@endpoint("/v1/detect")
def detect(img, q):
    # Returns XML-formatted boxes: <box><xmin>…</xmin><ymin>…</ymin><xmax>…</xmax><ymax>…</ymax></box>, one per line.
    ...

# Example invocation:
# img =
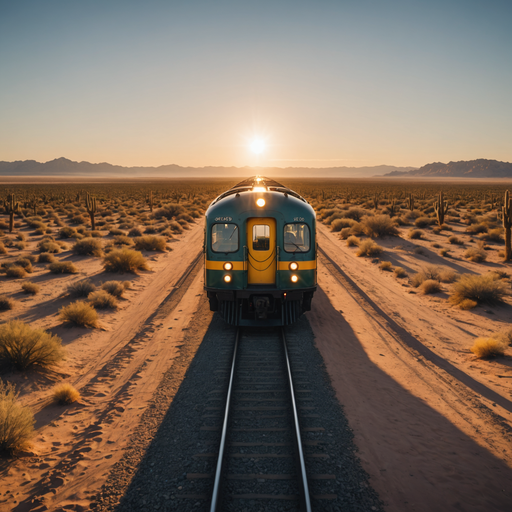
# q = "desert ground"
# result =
<box><xmin>0</xmin><ymin>178</ymin><xmax>511</xmax><ymax>512</ymax></box>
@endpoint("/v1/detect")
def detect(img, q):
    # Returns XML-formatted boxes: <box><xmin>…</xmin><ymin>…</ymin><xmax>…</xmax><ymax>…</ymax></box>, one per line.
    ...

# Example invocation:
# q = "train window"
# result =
<box><xmin>284</xmin><ymin>223</ymin><xmax>310</xmax><ymax>253</ymax></box>
<box><xmin>252</xmin><ymin>224</ymin><xmax>270</xmax><ymax>251</ymax></box>
<box><xmin>212</xmin><ymin>223</ymin><xmax>239</xmax><ymax>253</ymax></box>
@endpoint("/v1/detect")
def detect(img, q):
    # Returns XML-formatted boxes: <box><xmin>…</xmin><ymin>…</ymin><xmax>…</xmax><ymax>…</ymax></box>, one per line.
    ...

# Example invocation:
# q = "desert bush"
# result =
<box><xmin>169</xmin><ymin>221</ymin><xmax>183</xmax><ymax>234</ymax></box>
<box><xmin>38</xmin><ymin>252</ymin><xmax>57</xmax><ymax>263</ymax></box>
<box><xmin>53</xmin><ymin>383</ymin><xmax>81</xmax><ymax>405</ymax></box>
<box><xmin>458</xmin><ymin>299</ymin><xmax>478</xmax><ymax>310</ymax></box>
<box><xmin>152</xmin><ymin>204</ymin><xmax>184</xmax><ymax>220</ymax></box>
<box><xmin>0</xmin><ymin>296</ymin><xmax>14</xmax><ymax>311</ymax></box>
<box><xmin>449</xmin><ymin>274</ymin><xmax>509</xmax><ymax>306</ymax></box>
<box><xmin>49</xmin><ymin>262</ymin><xmax>78</xmax><ymax>274</ymax></box>
<box><xmin>59</xmin><ymin>226</ymin><xmax>80</xmax><ymax>239</ymax></box>
<box><xmin>361</xmin><ymin>215</ymin><xmax>399</xmax><ymax>238</ymax></box>
<box><xmin>346</xmin><ymin>235</ymin><xmax>360</xmax><ymax>247</ymax></box>
<box><xmin>6</xmin><ymin>266</ymin><xmax>27</xmax><ymax>278</ymax></box>
<box><xmin>448</xmin><ymin>236</ymin><xmax>463</xmax><ymax>245</ymax></box>
<box><xmin>413</xmin><ymin>246</ymin><xmax>425</xmax><ymax>255</ymax></box>
<box><xmin>480</xmin><ymin>228</ymin><xmax>503</xmax><ymax>243</ymax></box>
<box><xmin>128</xmin><ymin>227</ymin><xmax>143</xmax><ymax>237</ymax></box>
<box><xmin>59</xmin><ymin>301</ymin><xmax>99</xmax><ymax>328</ymax></box>
<box><xmin>408</xmin><ymin>229</ymin><xmax>424</xmax><ymax>239</ymax></box>
<box><xmin>12</xmin><ymin>258</ymin><xmax>33</xmax><ymax>273</ymax></box>
<box><xmin>411</xmin><ymin>272</ymin><xmax>425</xmax><ymax>287</ymax></box>
<box><xmin>495</xmin><ymin>329</ymin><xmax>512</xmax><ymax>346</ymax></box>
<box><xmin>113</xmin><ymin>235</ymin><xmax>133</xmax><ymax>246</ymax></box>
<box><xmin>101</xmin><ymin>280</ymin><xmax>129</xmax><ymax>297</ymax></box>
<box><xmin>431</xmin><ymin>242</ymin><xmax>441</xmax><ymax>248</ymax></box>
<box><xmin>88</xmin><ymin>290</ymin><xmax>118</xmax><ymax>309</ymax></box>
<box><xmin>438</xmin><ymin>269</ymin><xmax>457</xmax><ymax>283</ymax></box>
<box><xmin>109</xmin><ymin>228</ymin><xmax>126</xmax><ymax>236</ymax></box>
<box><xmin>21</xmin><ymin>282</ymin><xmax>40</xmax><ymax>295</ymax></box>
<box><xmin>331</xmin><ymin>218</ymin><xmax>355</xmax><ymax>232</ymax></box>
<box><xmin>440</xmin><ymin>248</ymin><xmax>450</xmax><ymax>257</ymax></box>
<box><xmin>464</xmin><ymin>247</ymin><xmax>487</xmax><ymax>263</ymax></box>
<box><xmin>67</xmin><ymin>279</ymin><xmax>96</xmax><ymax>297</ymax></box>
<box><xmin>379</xmin><ymin>261</ymin><xmax>393</xmax><ymax>271</ymax></box>
<box><xmin>344</xmin><ymin>207</ymin><xmax>367</xmax><ymax>222</ymax></box>
<box><xmin>72</xmin><ymin>238</ymin><xmax>103</xmax><ymax>257</ymax></box>
<box><xmin>394</xmin><ymin>266</ymin><xmax>407</xmax><ymax>278</ymax></box>
<box><xmin>37</xmin><ymin>240</ymin><xmax>60</xmax><ymax>253</ymax></box>
<box><xmin>420</xmin><ymin>279</ymin><xmax>442</xmax><ymax>294</ymax></box>
<box><xmin>134</xmin><ymin>235</ymin><xmax>167</xmax><ymax>251</ymax></box>
<box><xmin>356</xmin><ymin>239</ymin><xmax>383</xmax><ymax>257</ymax></box>
<box><xmin>0</xmin><ymin>380</ymin><xmax>34</xmax><ymax>455</ymax></box>
<box><xmin>103</xmin><ymin>248</ymin><xmax>149</xmax><ymax>273</ymax></box>
<box><xmin>339</xmin><ymin>227</ymin><xmax>352</xmax><ymax>239</ymax></box>
<box><xmin>414</xmin><ymin>217</ymin><xmax>433</xmax><ymax>228</ymax></box>
<box><xmin>471</xmin><ymin>337</ymin><xmax>506</xmax><ymax>358</ymax></box>
<box><xmin>0</xmin><ymin>320</ymin><xmax>65</xmax><ymax>370</ymax></box>
<box><xmin>466</xmin><ymin>223</ymin><xmax>488</xmax><ymax>235</ymax></box>
<box><xmin>14</xmin><ymin>241</ymin><xmax>27</xmax><ymax>250</ymax></box>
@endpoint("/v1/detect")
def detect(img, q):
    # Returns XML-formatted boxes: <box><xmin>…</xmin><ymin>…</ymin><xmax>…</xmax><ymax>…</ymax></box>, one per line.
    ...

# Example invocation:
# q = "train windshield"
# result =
<box><xmin>252</xmin><ymin>224</ymin><xmax>270</xmax><ymax>251</ymax></box>
<box><xmin>212</xmin><ymin>223</ymin><xmax>239</xmax><ymax>253</ymax></box>
<box><xmin>284</xmin><ymin>223</ymin><xmax>310</xmax><ymax>252</ymax></box>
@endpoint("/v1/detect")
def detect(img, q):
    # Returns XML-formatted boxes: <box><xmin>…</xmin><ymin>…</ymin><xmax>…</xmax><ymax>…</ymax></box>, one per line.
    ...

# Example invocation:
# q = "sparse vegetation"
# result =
<box><xmin>67</xmin><ymin>279</ymin><xmax>96</xmax><ymax>297</ymax></box>
<box><xmin>379</xmin><ymin>261</ymin><xmax>393</xmax><ymax>271</ymax></box>
<box><xmin>361</xmin><ymin>215</ymin><xmax>399</xmax><ymax>238</ymax></box>
<box><xmin>88</xmin><ymin>290</ymin><xmax>118</xmax><ymax>309</ymax></box>
<box><xmin>134</xmin><ymin>235</ymin><xmax>167</xmax><ymax>251</ymax></box>
<box><xmin>0</xmin><ymin>296</ymin><xmax>15</xmax><ymax>311</ymax></box>
<box><xmin>356</xmin><ymin>239</ymin><xmax>383</xmax><ymax>257</ymax></box>
<box><xmin>420</xmin><ymin>279</ymin><xmax>442</xmax><ymax>294</ymax></box>
<box><xmin>21</xmin><ymin>282</ymin><xmax>40</xmax><ymax>295</ymax></box>
<box><xmin>394</xmin><ymin>266</ymin><xmax>407</xmax><ymax>278</ymax></box>
<box><xmin>101</xmin><ymin>280</ymin><xmax>130</xmax><ymax>297</ymax></box>
<box><xmin>103</xmin><ymin>248</ymin><xmax>150</xmax><ymax>273</ymax></box>
<box><xmin>59</xmin><ymin>301</ymin><xmax>99</xmax><ymax>328</ymax></box>
<box><xmin>346</xmin><ymin>235</ymin><xmax>360</xmax><ymax>247</ymax></box>
<box><xmin>471</xmin><ymin>337</ymin><xmax>507</xmax><ymax>358</ymax></box>
<box><xmin>49</xmin><ymin>262</ymin><xmax>78</xmax><ymax>274</ymax></box>
<box><xmin>72</xmin><ymin>237</ymin><xmax>103</xmax><ymax>257</ymax></box>
<box><xmin>449</xmin><ymin>274</ymin><xmax>509</xmax><ymax>306</ymax></box>
<box><xmin>464</xmin><ymin>247</ymin><xmax>487</xmax><ymax>263</ymax></box>
<box><xmin>53</xmin><ymin>383</ymin><xmax>81</xmax><ymax>404</ymax></box>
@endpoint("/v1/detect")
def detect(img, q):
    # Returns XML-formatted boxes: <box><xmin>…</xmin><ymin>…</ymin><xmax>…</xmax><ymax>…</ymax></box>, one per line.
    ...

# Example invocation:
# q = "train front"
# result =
<box><xmin>204</xmin><ymin>177</ymin><xmax>317</xmax><ymax>326</ymax></box>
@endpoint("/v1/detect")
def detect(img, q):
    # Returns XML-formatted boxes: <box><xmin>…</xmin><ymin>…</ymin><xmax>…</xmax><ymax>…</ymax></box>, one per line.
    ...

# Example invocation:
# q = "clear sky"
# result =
<box><xmin>1</xmin><ymin>0</ymin><xmax>511</xmax><ymax>168</ymax></box>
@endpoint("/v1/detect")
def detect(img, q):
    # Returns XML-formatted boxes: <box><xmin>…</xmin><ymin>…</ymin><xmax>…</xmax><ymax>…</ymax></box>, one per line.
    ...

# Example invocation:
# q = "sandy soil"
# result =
<box><xmin>310</xmin><ymin>222</ymin><xmax>512</xmax><ymax>512</ymax></box>
<box><xmin>0</xmin><ymin>221</ymin><xmax>205</xmax><ymax>511</ymax></box>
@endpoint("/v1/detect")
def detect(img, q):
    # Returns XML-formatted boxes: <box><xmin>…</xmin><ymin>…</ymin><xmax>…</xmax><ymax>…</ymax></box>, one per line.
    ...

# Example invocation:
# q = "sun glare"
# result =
<box><xmin>250</xmin><ymin>139</ymin><xmax>265</xmax><ymax>154</ymax></box>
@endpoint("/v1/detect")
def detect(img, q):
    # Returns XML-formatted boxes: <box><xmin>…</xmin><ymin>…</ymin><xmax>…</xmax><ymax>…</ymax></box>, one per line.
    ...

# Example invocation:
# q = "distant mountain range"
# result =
<box><xmin>384</xmin><ymin>159</ymin><xmax>512</xmax><ymax>178</ymax></box>
<box><xmin>0</xmin><ymin>157</ymin><xmax>415</xmax><ymax>178</ymax></box>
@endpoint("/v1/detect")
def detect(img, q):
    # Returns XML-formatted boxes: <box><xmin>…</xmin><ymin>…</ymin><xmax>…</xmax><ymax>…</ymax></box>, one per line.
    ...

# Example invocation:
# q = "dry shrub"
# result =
<box><xmin>464</xmin><ymin>247</ymin><xmax>487</xmax><ymax>263</ymax></box>
<box><xmin>449</xmin><ymin>274</ymin><xmax>509</xmax><ymax>306</ymax></box>
<box><xmin>394</xmin><ymin>266</ymin><xmax>407</xmax><ymax>278</ymax></box>
<box><xmin>0</xmin><ymin>320</ymin><xmax>65</xmax><ymax>370</ymax></box>
<box><xmin>471</xmin><ymin>337</ymin><xmax>506</xmax><ymax>358</ymax></box>
<box><xmin>101</xmin><ymin>280</ymin><xmax>129</xmax><ymax>297</ymax></box>
<box><xmin>37</xmin><ymin>240</ymin><xmax>61</xmax><ymax>253</ymax></box>
<box><xmin>331</xmin><ymin>218</ymin><xmax>355</xmax><ymax>232</ymax></box>
<box><xmin>134</xmin><ymin>235</ymin><xmax>167</xmax><ymax>251</ymax></box>
<box><xmin>128</xmin><ymin>227</ymin><xmax>143</xmax><ymax>237</ymax></box>
<box><xmin>13</xmin><ymin>258</ymin><xmax>33</xmax><ymax>273</ymax></box>
<box><xmin>344</xmin><ymin>207</ymin><xmax>367</xmax><ymax>221</ymax></box>
<box><xmin>408</xmin><ymin>229</ymin><xmax>424</xmax><ymax>239</ymax></box>
<box><xmin>88</xmin><ymin>290</ymin><xmax>118</xmax><ymax>309</ymax></box>
<box><xmin>72</xmin><ymin>238</ymin><xmax>103</xmax><ymax>257</ymax></box>
<box><xmin>67</xmin><ymin>279</ymin><xmax>96</xmax><ymax>297</ymax></box>
<box><xmin>49</xmin><ymin>262</ymin><xmax>78</xmax><ymax>274</ymax></box>
<box><xmin>440</xmin><ymin>248</ymin><xmax>450</xmax><ymax>257</ymax></box>
<box><xmin>59</xmin><ymin>226</ymin><xmax>80</xmax><ymax>239</ymax></box>
<box><xmin>113</xmin><ymin>235</ymin><xmax>133</xmax><ymax>246</ymax></box>
<box><xmin>414</xmin><ymin>217</ymin><xmax>433</xmax><ymax>228</ymax></box>
<box><xmin>346</xmin><ymin>235</ymin><xmax>360</xmax><ymax>247</ymax></box>
<box><xmin>495</xmin><ymin>329</ymin><xmax>512</xmax><ymax>346</ymax></box>
<box><xmin>152</xmin><ymin>204</ymin><xmax>184</xmax><ymax>220</ymax></box>
<box><xmin>458</xmin><ymin>299</ymin><xmax>478</xmax><ymax>310</ymax></box>
<box><xmin>38</xmin><ymin>252</ymin><xmax>57</xmax><ymax>263</ymax></box>
<box><xmin>480</xmin><ymin>228</ymin><xmax>503</xmax><ymax>243</ymax></box>
<box><xmin>466</xmin><ymin>223</ymin><xmax>488</xmax><ymax>235</ymax></box>
<box><xmin>5</xmin><ymin>266</ymin><xmax>27</xmax><ymax>279</ymax></box>
<box><xmin>59</xmin><ymin>301</ymin><xmax>99</xmax><ymax>328</ymax></box>
<box><xmin>53</xmin><ymin>383</ymin><xmax>81</xmax><ymax>404</ymax></box>
<box><xmin>169</xmin><ymin>221</ymin><xmax>183</xmax><ymax>234</ymax></box>
<box><xmin>361</xmin><ymin>215</ymin><xmax>399</xmax><ymax>238</ymax></box>
<box><xmin>438</xmin><ymin>269</ymin><xmax>457</xmax><ymax>283</ymax></box>
<box><xmin>356</xmin><ymin>239</ymin><xmax>383</xmax><ymax>257</ymax></box>
<box><xmin>379</xmin><ymin>261</ymin><xmax>393</xmax><ymax>271</ymax></box>
<box><xmin>21</xmin><ymin>282</ymin><xmax>40</xmax><ymax>295</ymax></box>
<box><xmin>0</xmin><ymin>380</ymin><xmax>34</xmax><ymax>455</ymax></box>
<box><xmin>103</xmin><ymin>248</ymin><xmax>149</xmax><ymax>273</ymax></box>
<box><xmin>448</xmin><ymin>236</ymin><xmax>463</xmax><ymax>245</ymax></box>
<box><xmin>420</xmin><ymin>279</ymin><xmax>442</xmax><ymax>294</ymax></box>
<box><xmin>0</xmin><ymin>296</ymin><xmax>14</xmax><ymax>311</ymax></box>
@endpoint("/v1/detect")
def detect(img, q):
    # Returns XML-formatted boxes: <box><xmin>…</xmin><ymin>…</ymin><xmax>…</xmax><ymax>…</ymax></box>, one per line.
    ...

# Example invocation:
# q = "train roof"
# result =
<box><xmin>210</xmin><ymin>176</ymin><xmax>307</xmax><ymax>206</ymax></box>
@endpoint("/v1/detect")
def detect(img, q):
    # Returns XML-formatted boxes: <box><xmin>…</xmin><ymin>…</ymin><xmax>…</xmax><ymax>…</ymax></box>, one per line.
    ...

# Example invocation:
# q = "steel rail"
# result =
<box><xmin>209</xmin><ymin>327</ymin><xmax>241</xmax><ymax>512</ymax></box>
<box><xmin>281</xmin><ymin>327</ymin><xmax>312</xmax><ymax>512</ymax></box>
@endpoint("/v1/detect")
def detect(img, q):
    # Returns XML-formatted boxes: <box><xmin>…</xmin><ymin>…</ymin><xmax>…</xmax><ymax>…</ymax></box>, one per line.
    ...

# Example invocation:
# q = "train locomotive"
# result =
<box><xmin>204</xmin><ymin>176</ymin><xmax>317</xmax><ymax>326</ymax></box>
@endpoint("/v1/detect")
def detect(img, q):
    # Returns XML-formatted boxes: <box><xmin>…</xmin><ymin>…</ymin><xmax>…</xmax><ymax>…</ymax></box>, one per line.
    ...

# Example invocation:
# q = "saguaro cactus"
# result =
<box><xmin>147</xmin><ymin>191</ymin><xmax>154</xmax><ymax>212</ymax></box>
<box><xmin>5</xmin><ymin>193</ymin><xmax>20</xmax><ymax>232</ymax></box>
<box><xmin>388</xmin><ymin>198</ymin><xmax>398</xmax><ymax>217</ymax></box>
<box><xmin>434</xmin><ymin>191</ymin><xmax>449</xmax><ymax>227</ymax></box>
<box><xmin>373</xmin><ymin>193</ymin><xmax>379</xmax><ymax>210</ymax></box>
<box><xmin>406</xmin><ymin>193</ymin><xmax>415</xmax><ymax>211</ymax></box>
<box><xmin>28</xmin><ymin>195</ymin><xmax>38</xmax><ymax>215</ymax></box>
<box><xmin>86</xmin><ymin>192</ymin><xmax>97</xmax><ymax>230</ymax></box>
<box><xmin>503</xmin><ymin>190</ymin><xmax>511</xmax><ymax>262</ymax></box>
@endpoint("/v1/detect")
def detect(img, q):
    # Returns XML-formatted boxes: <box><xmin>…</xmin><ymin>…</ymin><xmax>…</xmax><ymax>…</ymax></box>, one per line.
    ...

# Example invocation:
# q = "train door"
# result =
<box><xmin>247</xmin><ymin>218</ymin><xmax>276</xmax><ymax>285</ymax></box>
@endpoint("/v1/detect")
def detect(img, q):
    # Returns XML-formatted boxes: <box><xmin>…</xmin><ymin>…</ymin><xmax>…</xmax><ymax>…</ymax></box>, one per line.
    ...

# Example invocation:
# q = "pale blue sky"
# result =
<box><xmin>0</xmin><ymin>0</ymin><xmax>510</xmax><ymax>168</ymax></box>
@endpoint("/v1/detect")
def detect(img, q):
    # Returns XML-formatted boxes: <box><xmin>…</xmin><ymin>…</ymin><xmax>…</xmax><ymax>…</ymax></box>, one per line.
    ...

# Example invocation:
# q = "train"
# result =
<box><xmin>204</xmin><ymin>176</ymin><xmax>317</xmax><ymax>326</ymax></box>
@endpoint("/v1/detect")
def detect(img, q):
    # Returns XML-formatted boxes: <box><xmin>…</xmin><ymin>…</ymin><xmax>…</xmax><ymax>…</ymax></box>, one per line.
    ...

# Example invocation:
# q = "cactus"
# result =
<box><xmin>406</xmin><ymin>193</ymin><xmax>415</xmax><ymax>211</ymax></box>
<box><xmin>4</xmin><ymin>193</ymin><xmax>20</xmax><ymax>232</ymax></box>
<box><xmin>86</xmin><ymin>192</ymin><xmax>97</xmax><ymax>230</ymax></box>
<box><xmin>388</xmin><ymin>198</ymin><xmax>398</xmax><ymax>217</ymax></box>
<box><xmin>434</xmin><ymin>191</ymin><xmax>449</xmax><ymax>227</ymax></box>
<box><xmin>28</xmin><ymin>195</ymin><xmax>38</xmax><ymax>215</ymax></box>
<box><xmin>147</xmin><ymin>191</ymin><xmax>154</xmax><ymax>212</ymax></box>
<box><xmin>373</xmin><ymin>193</ymin><xmax>379</xmax><ymax>210</ymax></box>
<box><xmin>503</xmin><ymin>190</ymin><xmax>511</xmax><ymax>261</ymax></box>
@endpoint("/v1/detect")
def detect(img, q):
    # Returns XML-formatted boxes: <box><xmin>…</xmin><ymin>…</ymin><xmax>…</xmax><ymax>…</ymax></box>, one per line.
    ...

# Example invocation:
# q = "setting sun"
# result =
<box><xmin>250</xmin><ymin>139</ymin><xmax>266</xmax><ymax>154</ymax></box>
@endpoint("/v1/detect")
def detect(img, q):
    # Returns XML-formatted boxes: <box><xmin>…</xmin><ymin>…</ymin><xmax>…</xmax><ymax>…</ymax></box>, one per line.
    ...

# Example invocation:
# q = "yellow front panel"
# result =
<box><xmin>277</xmin><ymin>260</ymin><xmax>317</xmax><ymax>271</ymax></box>
<box><xmin>205</xmin><ymin>260</ymin><xmax>244</xmax><ymax>271</ymax></box>
<box><xmin>247</xmin><ymin>217</ymin><xmax>276</xmax><ymax>284</ymax></box>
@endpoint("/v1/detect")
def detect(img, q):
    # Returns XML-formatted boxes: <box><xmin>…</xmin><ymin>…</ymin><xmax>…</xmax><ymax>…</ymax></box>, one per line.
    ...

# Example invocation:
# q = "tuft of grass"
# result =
<box><xmin>394</xmin><ymin>266</ymin><xmax>407</xmax><ymax>278</ymax></box>
<box><xmin>103</xmin><ymin>248</ymin><xmax>150</xmax><ymax>273</ymax></box>
<box><xmin>448</xmin><ymin>235</ymin><xmax>463</xmax><ymax>245</ymax></box>
<box><xmin>438</xmin><ymin>269</ymin><xmax>457</xmax><ymax>283</ymax></box>
<box><xmin>471</xmin><ymin>337</ymin><xmax>506</xmax><ymax>358</ymax></box>
<box><xmin>88</xmin><ymin>290</ymin><xmax>118</xmax><ymax>309</ymax></box>
<box><xmin>101</xmin><ymin>280</ymin><xmax>129</xmax><ymax>297</ymax></box>
<box><xmin>361</xmin><ymin>215</ymin><xmax>399</xmax><ymax>238</ymax></box>
<box><xmin>72</xmin><ymin>238</ymin><xmax>103</xmax><ymax>257</ymax></box>
<box><xmin>113</xmin><ymin>235</ymin><xmax>133</xmax><ymax>246</ymax></box>
<box><xmin>49</xmin><ymin>261</ymin><xmax>78</xmax><ymax>274</ymax></box>
<box><xmin>458</xmin><ymin>298</ymin><xmax>478</xmax><ymax>310</ymax></box>
<box><xmin>356</xmin><ymin>239</ymin><xmax>383</xmax><ymax>257</ymax></box>
<box><xmin>439</xmin><ymin>248</ymin><xmax>450</xmax><ymax>257</ymax></box>
<box><xmin>53</xmin><ymin>383</ymin><xmax>81</xmax><ymax>404</ymax></box>
<box><xmin>134</xmin><ymin>235</ymin><xmax>167</xmax><ymax>251</ymax></box>
<box><xmin>379</xmin><ymin>261</ymin><xmax>393</xmax><ymax>271</ymax></box>
<box><xmin>346</xmin><ymin>235</ymin><xmax>360</xmax><ymax>247</ymax></box>
<box><xmin>0</xmin><ymin>380</ymin><xmax>34</xmax><ymax>455</ymax></box>
<box><xmin>128</xmin><ymin>227</ymin><xmax>143</xmax><ymax>237</ymax></box>
<box><xmin>67</xmin><ymin>279</ymin><xmax>96</xmax><ymax>297</ymax></box>
<box><xmin>21</xmin><ymin>282</ymin><xmax>40</xmax><ymax>295</ymax></box>
<box><xmin>0</xmin><ymin>296</ymin><xmax>15</xmax><ymax>311</ymax></box>
<box><xmin>419</xmin><ymin>279</ymin><xmax>442</xmax><ymax>294</ymax></box>
<box><xmin>414</xmin><ymin>217</ymin><xmax>433</xmax><ymax>228</ymax></box>
<box><xmin>408</xmin><ymin>229</ymin><xmax>424</xmax><ymax>239</ymax></box>
<box><xmin>464</xmin><ymin>247</ymin><xmax>487</xmax><ymax>263</ymax></box>
<box><xmin>449</xmin><ymin>274</ymin><xmax>509</xmax><ymax>306</ymax></box>
<box><xmin>59</xmin><ymin>301</ymin><xmax>99</xmax><ymax>328</ymax></box>
<box><xmin>37</xmin><ymin>240</ymin><xmax>61</xmax><ymax>253</ymax></box>
<box><xmin>0</xmin><ymin>320</ymin><xmax>65</xmax><ymax>370</ymax></box>
<box><xmin>38</xmin><ymin>252</ymin><xmax>57</xmax><ymax>263</ymax></box>
<box><xmin>5</xmin><ymin>266</ymin><xmax>27</xmax><ymax>279</ymax></box>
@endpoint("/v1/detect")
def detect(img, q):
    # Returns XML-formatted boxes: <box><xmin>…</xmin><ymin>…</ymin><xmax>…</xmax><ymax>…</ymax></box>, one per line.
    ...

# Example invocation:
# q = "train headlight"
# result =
<box><xmin>256</xmin><ymin>198</ymin><xmax>265</xmax><ymax>207</ymax></box>
<box><xmin>289</xmin><ymin>262</ymin><xmax>298</xmax><ymax>271</ymax></box>
<box><xmin>224</xmin><ymin>274</ymin><xmax>232</xmax><ymax>283</ymax></box>
<box><xmin>223</xmin><ymin>262</ymin><xmax>233</xmax><ymax>271</ymax></box>
<box><xmin>291</xmin><ymin>275</ymin><xmax>298</xmax><ymax>283</ymax></box>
